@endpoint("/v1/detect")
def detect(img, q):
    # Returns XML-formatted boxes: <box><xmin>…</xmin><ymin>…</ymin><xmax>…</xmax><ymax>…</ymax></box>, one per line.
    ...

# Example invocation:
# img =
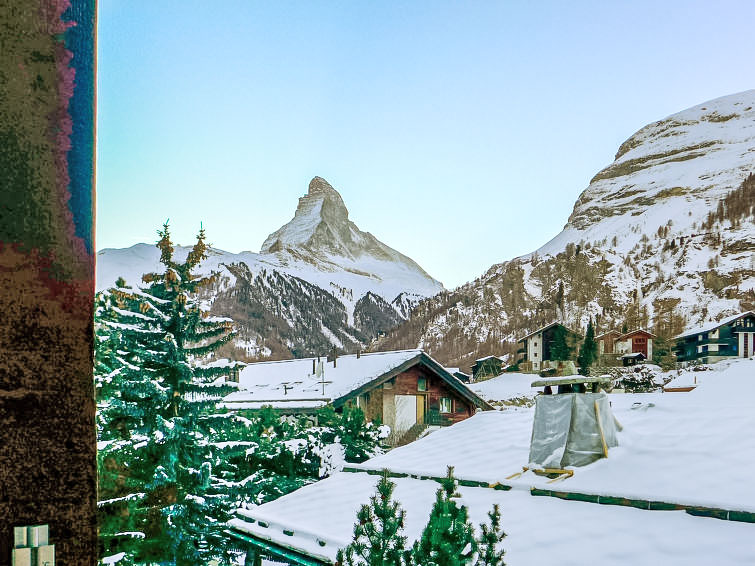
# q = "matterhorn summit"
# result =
<box><xmin>262</xmin><ymin>176</ymin><xmax>355</xmax><ymax>256</ymax></box>
<box><xmin>261</xmin><ymin>177</ymin><xmax>435</xmax><ymax>276</ymax></box>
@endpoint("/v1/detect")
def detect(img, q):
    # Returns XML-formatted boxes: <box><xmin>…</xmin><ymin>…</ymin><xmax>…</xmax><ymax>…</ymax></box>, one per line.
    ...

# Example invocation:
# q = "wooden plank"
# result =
<box><xmin>531</xmin><ymin>375</ymin><xmax>613</xmax><ymax>387</ymax></box>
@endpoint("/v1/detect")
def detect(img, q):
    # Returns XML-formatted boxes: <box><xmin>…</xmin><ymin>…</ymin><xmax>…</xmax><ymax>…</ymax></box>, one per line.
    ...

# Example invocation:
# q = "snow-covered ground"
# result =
<box><xmin>231</xmin><ymin>475</ymin><xmax>754</xmax><ymax>566</ymax></box>
<box><xmin>231</xmin><ymin>358</ymin><xmax>755</xmax><ymax>565</ymax></box>
<box><xmin>466</xmin><ymin>372</ymin><xmax>542</xmax><ymax>405</ymax></box>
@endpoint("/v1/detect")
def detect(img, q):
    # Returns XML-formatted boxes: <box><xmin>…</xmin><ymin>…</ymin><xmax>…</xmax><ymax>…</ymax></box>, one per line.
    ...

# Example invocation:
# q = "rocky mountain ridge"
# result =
<box><xmin>97</xmin><ymin>177</ymin><xmax>443</xmax><ymax>360</ymax></box>
<box><xmin>377</xmin><ymin>90</ymin><xmax>755</xmax><ymax>369</ymax></box>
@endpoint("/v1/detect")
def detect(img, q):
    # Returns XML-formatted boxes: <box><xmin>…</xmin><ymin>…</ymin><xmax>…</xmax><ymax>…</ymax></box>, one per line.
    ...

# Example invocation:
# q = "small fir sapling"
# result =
<box><xmin>338</xmin><ymin>467</ymin><xmax>508</xmax><ymax>566</ymax></box>
<box><xmin>336</xmin><ymin>470</ymin><xmax>408</xmax><ymax>566</ymax></box>
<box><xmin>476</xmin><ymin>504</ymin><xmax>506</xmax><ymax>566</ymax></box>
<box><xmin>411</xmin><ymin>467</ymin><xmax>477</xmax><ymax>566</ymax></box>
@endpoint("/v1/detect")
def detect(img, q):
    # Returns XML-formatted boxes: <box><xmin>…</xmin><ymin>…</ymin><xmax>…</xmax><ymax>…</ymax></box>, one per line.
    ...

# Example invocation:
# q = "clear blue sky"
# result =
<box><xmin>96</xmin><ymin>1</ymin><xmax>755</xmax><ymax>288</ymax></box>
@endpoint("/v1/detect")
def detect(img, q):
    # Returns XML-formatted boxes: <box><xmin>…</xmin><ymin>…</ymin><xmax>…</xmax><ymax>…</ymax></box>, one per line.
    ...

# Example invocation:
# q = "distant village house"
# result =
<box><xmin>221</xmin><ymin>349</ymin><xmax>492</xmax><ymax>446</ymax></box>
<box><xmin>516</xmin><ymin>322</ymin><xmax>581</xmax><ymax>374</ymax></box>
<box><xmin>674</xmin><ymin>311</ymin><xmax>755</xmax><ymax>364</ymax></box>
<box><xmin>470</xmin><ymin>355</ymin><xmax>505</xmax><ymax>381</ymax></box>
<box><xmin>596</xmin><ymin>329</ymin><xmax>654</xmax><ymax>367</ymax></box>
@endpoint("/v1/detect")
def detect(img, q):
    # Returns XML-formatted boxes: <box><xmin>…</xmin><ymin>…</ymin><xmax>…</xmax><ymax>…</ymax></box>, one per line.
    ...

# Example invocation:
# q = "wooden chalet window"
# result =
<box><xmin>440</xmin><ymin>397</ymin><xmax>452</xmax><ymax>413</ymax></box>
<box><xmin>417</xmin><ymin>377</ymin><xmax>427</xmax><ymax>392</ymax></box>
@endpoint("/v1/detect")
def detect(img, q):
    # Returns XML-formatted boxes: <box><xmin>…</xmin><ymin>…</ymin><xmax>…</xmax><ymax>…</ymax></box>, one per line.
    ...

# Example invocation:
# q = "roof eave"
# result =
<box><xmin>332</xmin><ymin>352</ymin><xmax>494</xmax><ymax>411</ymax></box>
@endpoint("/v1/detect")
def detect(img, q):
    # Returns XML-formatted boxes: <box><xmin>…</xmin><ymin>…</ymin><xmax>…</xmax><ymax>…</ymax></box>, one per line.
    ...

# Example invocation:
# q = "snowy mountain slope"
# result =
<box><xmin>379</xmin><ymin>90</ymin><xmax>755</xmax><ymax>368</ymax></box>
<box><xmin>541</xmin><ymin>90</ymin><xmax>755</xmax><ymax>255</ymax></box>
<box><xmin>97</xmin><ymin>177</ymin><xmax>444</xmax><ymax>359</ymax></box>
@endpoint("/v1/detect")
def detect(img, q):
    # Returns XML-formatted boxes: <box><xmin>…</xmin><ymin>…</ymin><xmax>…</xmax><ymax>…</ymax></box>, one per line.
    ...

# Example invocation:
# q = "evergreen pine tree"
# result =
<box><xmin>337</xmin><ymin>470</ymin><xmax>408</xmax><ymax>566</ymax></box>
<box><xmin>577</xmin><ymin>319</ymin><xmax>597</xmax><ymax>376</ymax></box>
<box><xmin>96</xmin><ymin>223</ymin><xmax>242</xmax><ymax>566</ymax></box>
<box><xmin>475</xmin><ymin>505</ymin><xmax>506</xmax><ymax>566</ymax></box>
<box><xmin>550</xmin><ymin>325</ymin><xmax>573</xmax><ymax>361</ymax></box>
<box><xmin>412</xmin><ymin>467</ymin><xmax>477</xmax><ymax>566</ymax></box>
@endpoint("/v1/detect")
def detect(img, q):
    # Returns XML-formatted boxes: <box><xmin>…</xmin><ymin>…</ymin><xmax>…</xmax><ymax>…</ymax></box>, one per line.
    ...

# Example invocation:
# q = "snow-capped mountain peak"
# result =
<box><xmin>97</xmin><ymin>176</ymin><xmax>444</xmax><ymax>360</ymax></box>
<box><xmin>261</xmin><ymin>176</ymin><xmax>353</xmax><ymax>256</ymax></box>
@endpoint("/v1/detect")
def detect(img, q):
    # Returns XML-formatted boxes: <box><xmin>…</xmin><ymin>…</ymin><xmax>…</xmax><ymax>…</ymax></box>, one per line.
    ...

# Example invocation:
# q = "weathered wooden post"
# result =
<box><xmin>0</xmin><ymin>1</ymin><xmax>97</xmax><ymax>564</ymax></box>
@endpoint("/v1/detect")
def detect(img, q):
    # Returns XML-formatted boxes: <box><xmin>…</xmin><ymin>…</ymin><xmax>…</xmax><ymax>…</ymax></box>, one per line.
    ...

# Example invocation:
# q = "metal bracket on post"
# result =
<box><xmin>12</xmin><ymin>525</ymin><xmax>54</xmax><ymax>566</ymax></box>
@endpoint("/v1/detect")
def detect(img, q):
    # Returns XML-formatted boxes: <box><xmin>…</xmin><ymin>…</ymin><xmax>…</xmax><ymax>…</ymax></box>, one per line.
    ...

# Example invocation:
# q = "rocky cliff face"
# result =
<box><xmin>378</xmin><ymin>91</ymin><xmax>755</xmax><ymax>369</ymax></box>
<box><xmin>97</xmin><ymin>177</ymin><xmax>443</xmax><ymax>360</ymax></box>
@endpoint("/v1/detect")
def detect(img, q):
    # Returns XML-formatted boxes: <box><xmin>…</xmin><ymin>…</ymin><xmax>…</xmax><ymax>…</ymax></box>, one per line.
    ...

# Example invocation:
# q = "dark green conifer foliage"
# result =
<box><xmin>550</xmin><ymin>325</ymin><xmax>573</xmax><ymax>361</ymax></box>
<box><xmin>412</xmin><ymin>467</ymin><xmax>477</xmax><ymax>566</ymax></box>
<box><xmin>96</xmin><ymin>223</ymin><xmax>242</xmax><ymax>566</ymax></box>
<box><xmin>337</xmin><ymin>470</ymin><xmax>408</xmax><ymax>566</ymax></box>
<box><xmin>577</xmin><ymin>319</ymin><xmax>597</xmax><ymax>376</ymax></box>
<box><xmin>475</xmin><ymin>505</ymin><xmax>506</xmax><ymax>566</ymax></box>
<box><xmin>318</xmin><ymin>405</ymin><xmax>383</xmax><ymax>463</ymax></box>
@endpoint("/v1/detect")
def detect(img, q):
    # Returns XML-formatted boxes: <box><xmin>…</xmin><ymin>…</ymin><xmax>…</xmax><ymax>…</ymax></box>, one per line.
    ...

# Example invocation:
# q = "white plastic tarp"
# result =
<box><xmin>529</xmin><ymin>392</ymin><xmax>619</xmax><ymax>468</ymax></box>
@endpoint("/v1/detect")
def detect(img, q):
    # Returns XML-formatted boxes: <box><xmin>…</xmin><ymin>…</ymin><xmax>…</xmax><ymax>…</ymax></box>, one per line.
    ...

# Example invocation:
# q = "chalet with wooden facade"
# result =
<box><xmin>445</xmin><ymin>367</ymin><xmax>472</xmax><ymax>383</ymax></box>
<box><xmin>616</xmin><ymin>329</ymin><xmax>654</xmax><ymax>359</ymax></box>
<box><xmin>596</xmin><ymin>330</ymin><xmax>621</xmax><ymax>355</ymax></box>
<box><xmin>596</xmin><ymin>329</ymin><xmax>654</xmax><ymax>366</ymax></box>
<box><xmin>674</xmin><ymin>311</ymin><xmax>755</xmax><ymax>364</ymax></box>
<box><xmin>516</xmin><ymin>322</ymin><xmax>582</xmax><ymax>373</ymax></box>
<box><xmin>221</xmin><ymin>349</ymin><xmax>492</xmax><ymax>445</ymax></box>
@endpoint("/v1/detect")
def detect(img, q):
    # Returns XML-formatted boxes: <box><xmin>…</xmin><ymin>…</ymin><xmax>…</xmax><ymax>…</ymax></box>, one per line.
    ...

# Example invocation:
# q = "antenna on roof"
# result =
<box><xmin>315</xmin><ymin>361</ymin><xmax>325</xmax><ymax>395</ymax></box>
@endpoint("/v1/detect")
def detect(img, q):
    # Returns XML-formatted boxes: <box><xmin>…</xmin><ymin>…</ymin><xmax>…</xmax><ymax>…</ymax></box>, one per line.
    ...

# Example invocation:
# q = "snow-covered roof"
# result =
<box><xmin>622</xmin><ymin>352</ymin><xmax>646</xmax><ymax>359</ymax></box>
<box><xmin>595</xmin><ymin>330</ymin><xmax>621</xmax><ymax>339</ymax></box>
<box><xmin>618</xmin><ymin>328</ymin><xmax>656</xmax><ymax>339</ymax></box>
<box><xmin>675</xmin><ymin>311</ymin><xmax>755</xmax><ymax>339</ymax></box>
<box><xmin>473</xmin><ymin>355</ymin><xmax>503</xmax><ymax>363</ymax></box>
<box><xmin>220</xmin><ymin>349</ymin><xmax>490</xmax><ymax>410</ymax></box>
<box><xmin>517</xmin><ymin>321</ymin><xmax>580</xmax><ymax>342</ymax></box>
<box><xmin>230</xmin><ymin>359</ymin><xmax>755</xmax><ymax>564</ymax></box>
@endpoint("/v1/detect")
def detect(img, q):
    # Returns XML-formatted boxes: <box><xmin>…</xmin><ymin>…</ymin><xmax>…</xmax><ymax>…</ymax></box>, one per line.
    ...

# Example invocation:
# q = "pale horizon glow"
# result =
<box><xmin>97</xmin><ymin>1</ymin><xmax>755</xmax><ymax>288</ymax></box>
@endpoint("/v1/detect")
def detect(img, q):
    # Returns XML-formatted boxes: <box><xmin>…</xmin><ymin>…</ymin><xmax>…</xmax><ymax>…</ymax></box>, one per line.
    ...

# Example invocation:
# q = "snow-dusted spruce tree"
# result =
<box><xmin>411</xmin><ymin>467</ymin><xmax>477</xmax><ymax>566</ymax></box>
<box><xmin>475</xmin><ymin>505</ymin><xmax>506</xmax><ymax>566</ymax></box>
<box><xmin>96</xmin><ymin>224</ymin><xmax>242</xmax><ymax>566</ymax></box>
<box><xmin>336</xmin><ymin>470</ymin><xmax>408</xmax><ymax>566</ymax></box>
<box><xmin>577</xmin><ymin>319</ymin><xmax>597</xmax><ymax>376</ymax></box>
<box><xmin>318</xmin><ymin>405</ymin><xmax>388</xmax><ymax>463</ymax></box>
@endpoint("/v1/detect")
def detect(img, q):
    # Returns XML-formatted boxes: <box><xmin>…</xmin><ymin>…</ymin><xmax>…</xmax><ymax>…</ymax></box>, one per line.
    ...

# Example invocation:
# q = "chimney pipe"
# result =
<box><xmin>312</xmin><ymin>358</ymin><xmax>316</xmax><ymax>374</ymax></box>
<box><xmin>357</xmin><ymin>349</ymin><xmax>361</xmax><ymax>359</ymax></box>
<box><xmin>332</xmin><ymin>346</ymin><xmax>337</xmax><ymax>368</ymax></box>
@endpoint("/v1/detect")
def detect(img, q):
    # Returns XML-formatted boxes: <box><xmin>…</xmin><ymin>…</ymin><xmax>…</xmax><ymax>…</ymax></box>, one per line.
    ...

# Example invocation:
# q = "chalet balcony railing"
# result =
<box><xmin>732</xmin><ymin>323</ymin><xmax>754</xmax><ymax>333</ymax></box>
<box><xmin>424</xmin><ymin>410</ymin><xmax>453</xmax><ymax>427</ymax></box>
